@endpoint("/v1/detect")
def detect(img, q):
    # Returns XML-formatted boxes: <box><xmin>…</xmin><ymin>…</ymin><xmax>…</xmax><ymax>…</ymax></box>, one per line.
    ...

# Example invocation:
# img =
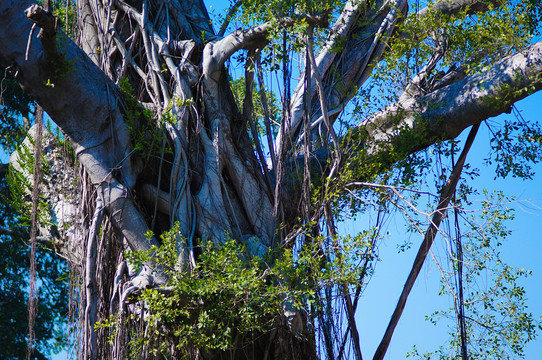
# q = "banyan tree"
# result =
<box><xmin>1</xmin><ymin>0</ymin><xmax>541</xmax><ymax>358</ymax></box>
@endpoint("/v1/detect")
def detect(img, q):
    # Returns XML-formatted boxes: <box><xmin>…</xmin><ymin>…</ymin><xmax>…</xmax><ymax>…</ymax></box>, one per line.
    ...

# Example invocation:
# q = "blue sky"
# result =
<box><xmin>350</xmin><ymin>92</ymin><xmax>542</xmax><ymax>359</ymax></box>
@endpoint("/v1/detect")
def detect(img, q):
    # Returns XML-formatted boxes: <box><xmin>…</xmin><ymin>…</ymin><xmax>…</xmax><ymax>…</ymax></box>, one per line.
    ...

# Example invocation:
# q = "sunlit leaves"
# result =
<box><xmin>239</xmin><ymin>0</ymin><xmax>344</xmax><ymax>25</ymax></box>
<box><xmin>413</xmin><ymin>191</ymin><xmax>540</xmax><ymax>359</ymax></box>
<box><xmin>230</xmin><ymin>76</ymin><xmax>281</xmax><ymax>139</ymax></box>
<box><xmin>372</xmin><ymin>0</ymin><xmax>542</xmax><ymax>110</ymax></box>
<box><xmin>487</xmin><ymin>118</ymin><xmax>542</xmax><ymax>179</ymax></box>
<box><xmin>120</xmin><ymin>223</ymin><xmax>378</xmax><ymax>357</ymax></box>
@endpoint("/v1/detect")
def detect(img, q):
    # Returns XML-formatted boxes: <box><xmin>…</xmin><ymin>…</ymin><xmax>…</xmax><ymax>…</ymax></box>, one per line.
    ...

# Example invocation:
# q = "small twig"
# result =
<box><xmin>346</xmin><ymin>181</ymin><xmax>438</xmax><ymax>198</ymax></box>
<box><xmin>399</xmin><ymin>31</ymin><xmax>447</xmax><ymax>101</ymax></box>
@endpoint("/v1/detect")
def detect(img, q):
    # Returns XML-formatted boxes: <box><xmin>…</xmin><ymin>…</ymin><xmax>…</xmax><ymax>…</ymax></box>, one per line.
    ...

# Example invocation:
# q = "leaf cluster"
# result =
<box><xmin>0</xmin><ymin>63</ymin><xmax>70</xmax><ymax>359</ymax></box>
<box><xmin>230</xmin><ymin>76</ymin><xmax>281</xmax><ymax>139</ymax></box>
<box><xmin>119</xmin><ymin>77</ymin><xmax>166</xmax><ymax>155</ymax></box>
<box><xmin>487</xmin><ymin>118</ymin><xmax>542</xmax><ymax>179</ymax></box>
<box><xmin>373</xmin><ymin>0</ymin><xmax>541</xmax><ymax>107</ymax></box>
<box><xmin>413</xmin><ymin>191</ymin><xmax>540</xmax><ymax>359</ymax></box>
<box><xmin>117</xmin><ymin>223</ymin><xmax>376</xmax><ymax>357</ymax></box>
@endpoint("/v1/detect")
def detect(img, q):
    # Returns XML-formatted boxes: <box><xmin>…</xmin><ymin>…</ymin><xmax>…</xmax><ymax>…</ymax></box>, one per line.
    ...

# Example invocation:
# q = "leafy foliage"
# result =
<box><xmin>3</xmin><ymin>0</ymin><xmax>542</xmax><ymax>358</ymax></box>
<box><xmin>0</xmin><ymin>66</ymin><xmax>33</xmax><ymax>153</ymax></box>
<box><xmin>230</xmin><ymin>76</ymin><xmax>281</xmax><ymax>138</ymax></box>
<box><xmin>105</xmin><ymin>224</ymin><xmax>378</xmax><ymax>357</ymax></box>
<box><xmin>487</xmin><ymin>117</ymin><xmax>542</xmax><ymax>179</ymax></box>
<box><xmin>407</xmin><ymin>191</ymin><xmax>541</xmax><ymax>359</ymax></box>
<box><xmin>118</xmin><ymin>77</ymin><xmax>163</xmax><ymax>155</ymax></box>
<box><xmin>370</xmin><ymin>0</ymin><xmax>542</xmax><ymax>111</ymax></box>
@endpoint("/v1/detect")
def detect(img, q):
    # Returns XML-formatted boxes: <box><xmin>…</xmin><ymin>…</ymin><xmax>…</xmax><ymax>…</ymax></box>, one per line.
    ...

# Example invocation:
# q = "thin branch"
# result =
<box><xmin>306</xmin><ymin>26</ymin><xmax>341</xmax><ymax>177</ymax></box>
<box><xmin>25</xmin><ymin>24</ymin><xmax>37</xmax><ymax>61</ymax></box>
<box><xmin>204</xmin><ymin>14</ymin><xmax>328</xmax><ymax>77</ymax></box>
<box><xmin>399</xmin><ymin>36</ymin><xmax>447</xmax><ymax>101</ymax></box>
<box><xmin>417</xmin><ymin>0</ymin><xmax>503</xmax><ymax>18</ymax></box>
<box><xmin>323</xmin><ymin>205</ymin><xmax>363</xmax><ymax>360</ymax></box>
<box><xmin>256</xmin><ymin>55</ymin><xmax>277</xmax><ymax>170</ymax></box>
<box><xmin>284</xmin><ymin>0</ymin><xmax>408</xmax><ymax>153</ymax></box>
<box><xmin>428</xmin><ymin>248</ymin><xmax>457</xmax><ymax>301</ymax></box>
<box><xmin>302</xmin><ymin>37</ymin><xmax>312</xmax><ymax>219</ymax></box>
<box><xmin>0</xmin><ymin>227</ymin><xmax>17</xmax><ymax>237</ymax></box>
<box><xmin>245</xmin><ymin>50</ymin><xmax>274</xmax><ymax>194</ymax></box>
<box><xmin>346</xmin><ymin>181</ymin><xmax>439</xmax><ymax>198</ymax></box>
<box><xmin>453</xmin><ymin>203</ymin><xmax>469</xmax><ymax>359</ymax></box>
<box><xmin>218</xmin><ymin>0</ymin><xmax>243</xmax><ymax>37</ymax></box>
<box><xmin>140</xmin><ymin>0</ymin><xmax>167</xmax><ymax>108</ymax></box>
<box><xmin>110</xmin><ymin>29</ymin><xmax>147</xmax><ymax>81</ymax></box>
<box><xmin>372</xmin><ymin>123</ymin><xmax>480</xmax><ymax>360</ymax></box>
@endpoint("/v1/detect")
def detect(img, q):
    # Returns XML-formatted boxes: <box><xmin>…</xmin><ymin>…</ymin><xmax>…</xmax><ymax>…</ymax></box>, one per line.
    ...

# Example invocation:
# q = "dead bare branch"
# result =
<box><xmin>372</xmin><ymin>123</ymin><xmax>480</xmax><ymax>360</ymax></box>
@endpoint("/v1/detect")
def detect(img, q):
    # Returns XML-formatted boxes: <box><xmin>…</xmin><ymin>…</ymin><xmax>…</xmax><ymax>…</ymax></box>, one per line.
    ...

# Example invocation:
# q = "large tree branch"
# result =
<box><xmin>0</xmin><ymin>0</ymin><xmax>134</xmax><ymax>185</ymax></box>
<box><xmin>282</xmin><ymin>0</ymin><xmax>502</xmax><ymax>153</ymax></box>
<box><xmin>203</xmin><ymin>14</ymin><xmax>328</xmax><ymax>83</ymax></box>
<box><xmin>281</xmin><ymin>42</ymin><xmax>542</xmax><ymax>215</ymax></box>
<box><xmin>282</xmin><ymin>0</ymin><xmax>408</xmax><ymax>154</ymax></box>
<box><xmin>0</xmin><ymin>0</ymin><xmax>162</xmax><ymax>278</ymax></box>
<box><xmin>417</xmin><ymin>0</ymin><xmax>502</xmax><ymax>18</ymax></box>
<box><xmin>362</xmin><ymin>41</ymin><xmax>542</xmax><ymax>152</ymax></box>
